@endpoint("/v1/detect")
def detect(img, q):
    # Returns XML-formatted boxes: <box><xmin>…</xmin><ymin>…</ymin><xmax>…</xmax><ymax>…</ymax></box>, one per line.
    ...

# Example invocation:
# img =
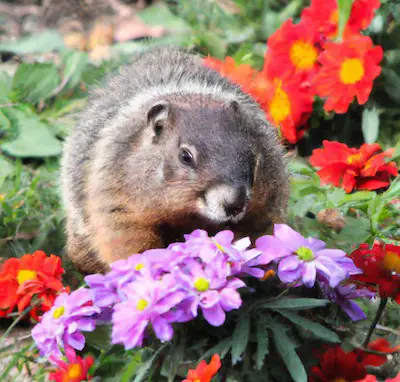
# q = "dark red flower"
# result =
<box><xmin>310</xmin><ymin>140</ymin><xmax>398</xmax><ymax>193</ymax></box>
<box><xmin>0</xmin><ymin>251</ymin><xmax>68</xmax><ymax>320</ymax></box>
<box><xmin>310</xmin><ymin>339</ymin><xmax>400</xmax><ymax>381</ymax></box>
<box><xmin>182</xmin><ymin>354</ymin><xmax>221</xmax><ymax>382</ymax></box>
<box><xmin>49</xmin><ymin>347</ymin><xmax>94</xmax><ymax>382</ymax></box>
<box><xmin>350</xmin><ymin>243</ymin><xmax>400</xmax><ymax>303</ymax></box>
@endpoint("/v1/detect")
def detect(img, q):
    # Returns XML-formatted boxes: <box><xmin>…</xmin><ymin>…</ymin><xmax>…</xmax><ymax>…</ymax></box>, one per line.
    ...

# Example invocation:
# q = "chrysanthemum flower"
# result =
<box><xmin>350</xmin><ymin>243</ymin><xmax>400</xmax><ymax>303</ymax></box>
<box><xmin>182</xmin><ymin>354</ymin><xmax>221</xmax><ymax>382</ymax></box>
<box><xmin>301</xmin><ymin>0</ymin><xmax>381</xmax><ymax>39</ymax></box>
<box><xmin>32</xmin><ymin>288</ymin><xmax>100</xmax><ymax>361</ymax></box>
<box><xmin>0</xmin><ymin>250</ymin><xmax>67</xmax><ymax>320</ymax></box>
<box><xmin>112</xmin><ymin>273</ymin><xmax>187</xmax><ymax>349</ymax></box>
<box><xmin>256</xmin><ymin>224</ymin><xmax>360</xmax><ymax>288</ymax></box>
<box><xmin>310</xmin><ymin>339</ymin><xmax>400</xmax><ymax>382</ymax></box>
<box><xmin>310</xmin><ymin>141</ymin><xmax>398</xmax><ymax>193</ymax></box>
<box><xmin>264</xmin><ymin>19</ymin><xmax>321</xmax><ymax>81</ymax></box>
<box><xmin>49</xmin><ymin>347</ymin><xmax>94</xmax><ymax>382</ymax></box>
<box><xmin>319</xmin><ymin>277</ymin><xmax>375</xmax><ymax>321</ymax></box>
<box><xmin>313</xmin><ymin>35</ymin><xmax>383</xmax><ymax>113</ymax></box>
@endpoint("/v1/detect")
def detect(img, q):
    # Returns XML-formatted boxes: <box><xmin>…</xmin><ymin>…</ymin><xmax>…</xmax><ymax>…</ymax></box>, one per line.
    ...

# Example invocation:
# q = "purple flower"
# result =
<box><xmin>319</xmin><ymin>279</ymin><xmax>375</xmax><ymax>321</ymax></box>
<box><xmin>111</xmin><ymin>274</ymin><xmax>186</xmax><ymax>349</ymax></box>
<box><xmin>172</xmin><ymin>257</ymin><xmax>245</xmax><ymax>326</ymax></box>
<box><xmin>256</xmin><ymin>224</ymin><xmax>361</xmax><ymax>288</ymax></box>
<box><xmin>32</xmin><ymin>288</ymin><xmax>100</xmax><ymax>362</ymax></box>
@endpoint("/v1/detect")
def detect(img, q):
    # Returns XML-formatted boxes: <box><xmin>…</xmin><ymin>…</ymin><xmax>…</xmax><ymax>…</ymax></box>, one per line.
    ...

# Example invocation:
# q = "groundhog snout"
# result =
<box><xmin>197</xmin><ymin>183</ymin><xmax>250</xmax><ymax>223</ymax></box>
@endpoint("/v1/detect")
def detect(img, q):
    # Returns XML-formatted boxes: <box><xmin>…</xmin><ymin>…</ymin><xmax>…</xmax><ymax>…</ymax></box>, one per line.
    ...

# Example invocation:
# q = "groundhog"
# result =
<box><xmin>61</xmin><ymin>46</ymin><xmax>289</xmax><ymax>274</ymax></box>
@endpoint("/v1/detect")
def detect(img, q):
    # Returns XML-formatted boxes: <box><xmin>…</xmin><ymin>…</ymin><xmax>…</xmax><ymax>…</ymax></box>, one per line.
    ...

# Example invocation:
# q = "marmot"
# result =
<box><xmin>61</xmin><ymin>46</ymin><xmax>289</xmax><ymax>274</ymax></box>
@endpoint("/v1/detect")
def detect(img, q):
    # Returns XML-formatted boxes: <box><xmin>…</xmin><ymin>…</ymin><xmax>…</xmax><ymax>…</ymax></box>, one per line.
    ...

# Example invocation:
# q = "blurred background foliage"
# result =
<box><xmin>0</xmin><ymin>0</ymin><xmax>399</xmax><ymax>261</ymax></box>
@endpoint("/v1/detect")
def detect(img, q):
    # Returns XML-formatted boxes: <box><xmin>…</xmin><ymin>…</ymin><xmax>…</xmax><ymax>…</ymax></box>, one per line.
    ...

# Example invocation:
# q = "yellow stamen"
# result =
<box><xmin>135</xmin><ymin>263</ymin><xmax>145</xmax><ymax>271</ymax></box>
<box><xmin>261</xmin><ymin>269</ymin><xmax>276</xmax><ymax>281</ymax></box>
<box><xmin>269</xmin><ymin>81</ymin><xmax>291</xmax><ymax>124</ymax></box>
<box><xmin>347</xmin><ymin>153</ymin><xmax>362</xmax><ymax>165</ymax></box>
<box><xmin>383</xmin><ymin>251</ymin><xmax>400</xmax><ymax>275</ymax></box>
<box><xmin>17</xmin><ymin>270</ymin><xmax>37</xmax><ymax>285</ymax></box>
<box><xmin>194</xmin><ymin>277</ymin><xmax>210</xmax><ymax>292</ymax></box>
<box><xmin>296</xmin><ymin>246</ymin><xmax>315</xmax><ymax>261</ymax></box>
<box><xmin>136</xmin><ymin>299</ymin><xmax>148</xmax><ymax>311</ymax></box>
<box><xmin>290</xmin><ymin>40</ymin><xmax>318</xmax><ymax>70</ymax></box>
<box><xmin>340</xmin><ymin>58</ymin><xmax>365</xmax><ymax>85</ymax></box>
<box><xmin>67</xmin><ymin>364</ymin><xmax>82</xmax><ymax>379</ymax></box>
<box><xmin>53</xmin><ymin>306</ymin><xmax>65</xmax><ymax>319</ymax></box>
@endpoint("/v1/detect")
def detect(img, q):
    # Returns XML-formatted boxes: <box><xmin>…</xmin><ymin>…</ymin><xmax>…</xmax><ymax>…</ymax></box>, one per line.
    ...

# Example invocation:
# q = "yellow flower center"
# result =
<box><xmin>269</xmin><ymin>83</ymin><xmax>291</xmax><ymax>125</ymax></box>
<box><xmin>194</xmin><ymin>277</ymin><xmax>210</xmax><ymax>292</ymax></box>
<box><xmin>383</xmin><ymin>251</ymin><xmax>400</xmax><ymax>275</ymax></box>
<box><xmin>290</xmin><ymin>40</ymin><xmax>318</xmax><ymax>70</ymax></box>
<box><xmin>67</xmin><ymin>363</ymin><xmax>82</xmax><ymax>379</ymax></box>
<box><xmin>347</xmin><ymin>153</ymin><xmax>362</xmax><ymax>165</ymax></box>
<box><xmin>53</xmin><ymin>306</ymin><xmax>65</xmax><ymax>319</ymax></box>
<box><xmin>17</xmin><ymin>270</ymin><xmax>37</xmax><ymax>285</ymax></box>
<box><xmin>340</xmin><ymin>58</ymin><xmax>365</xmax><ymax>85</ymax></box>
<box><xmin>135</xmin><ymin>263</ymin><xmax>145</xmax><ymax>271</ymax></box>
<box><xmin>136</xmin><ymin>299</ymin><xmax>148</xmax><ymax>311</ymax></box>
<box><xmin>296</xmin><ymin>246</ymin><xmax>315</xmax><ymax>261</ymax></box>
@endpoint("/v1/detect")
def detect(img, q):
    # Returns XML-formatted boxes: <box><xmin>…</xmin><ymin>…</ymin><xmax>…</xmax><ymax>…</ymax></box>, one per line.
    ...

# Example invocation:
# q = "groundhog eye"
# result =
<box><xmin>179</xmin><ymin>148</ymin><xmax>194</xmax><ymax>166</ymax></box>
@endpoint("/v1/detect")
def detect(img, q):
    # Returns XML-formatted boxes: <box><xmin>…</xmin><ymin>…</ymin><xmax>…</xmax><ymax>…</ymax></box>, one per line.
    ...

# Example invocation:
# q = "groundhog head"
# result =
<box><xmin>142</xmin><ymin>97</ymin><xmax>259</xmax><ymax>225</ymax></box>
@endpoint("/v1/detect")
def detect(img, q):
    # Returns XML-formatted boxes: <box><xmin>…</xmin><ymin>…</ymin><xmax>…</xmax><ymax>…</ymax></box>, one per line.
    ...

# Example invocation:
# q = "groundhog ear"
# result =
<box><xmin>147</xmin><ymin>100</ymin><xmax>170</xmax><ymax>125</ymax></box>
<box><xmin>226</xmin><ymin>100</ymin><xmax>240</xmax><ymax>115</ymax></box>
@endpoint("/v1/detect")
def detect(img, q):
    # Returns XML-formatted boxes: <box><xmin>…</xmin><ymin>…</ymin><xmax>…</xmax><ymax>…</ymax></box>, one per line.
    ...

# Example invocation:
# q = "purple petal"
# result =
<box><xmin>152</xmin><ymin>316</ymin><xmax>174</xmax><ymax>342</ymax></box>
<box><xmin>202</xmin><ymin>303</ymin><xmax>226</xmax><ymax>326</ymax></box>
<box><xmin>279</xmin><ymin>255</ymin><xmax>300</xmax><ymax>272</ymax></box>
<box><xmin>226</xmin><ymin>278</ymin><xmax>246</xmax><ymax>290</ymax></box>
<box><xmin>274</xmin><ymin>224</ymin><xmax>307</xmax><ymax>251</ymax></box>
<box><xmin>255</xmin><ymin>236</ymin><xmax>290</xmax><ymax>261</ymax></box>
<box><xmin>316</xmin><ymin>249</ymin><xmax>346</xmax><ymax>258</ymax></box>
<box><xmin>338</xmin><ymin>299</ymin><xmax>367</xmax><ymax>321</ymax></box>
<box><xmin>200</xmin><ymin>290</ymin><xmax>220</xmax><ymax>309</ymax></box>
<box><xmin>306</xmin><ymin>237</ymin><xmax>326</xmax><ymax>251</ymax></box>
<box><xmin>278</xmin><ymin>267</ymin><xmax>303</xmax><ymax>284</ymax></box>
<box><xmin>65</xmin><ymin>331</ymin><xmax>85</xmax><ymax>350</ymax></box>
<box><xmin>219</xmin><ymin>288</ymin><xmax>242</xmax><ymax>311</ymax></box>
<box><xmin>214</xmin><ymin>230</ymin><xmax>234</xmax><ymax>246</ymax></box>
<box><xmin>317</xmin><ymin>257</ymin><xmax>347</xmax><ymax>287</ymax></box>
<box><xmin>233</xmin><ymin>237</ymin><xmax>251</xmax><ymax>251</ymax></box>
<box><xmin>301</xmin><ymin>262</ymin><xmax>316</xmax><ymax>287</ymax></box>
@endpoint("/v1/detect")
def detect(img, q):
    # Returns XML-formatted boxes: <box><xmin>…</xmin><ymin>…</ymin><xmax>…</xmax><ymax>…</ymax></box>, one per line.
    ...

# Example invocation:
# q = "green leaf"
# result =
<box><xmin>231</xmin><ymin>314</ymin><xmax>251</xmax><ymax>365</ymax></box>
<box><xmin>121</xmin><ymin>352</ymin><xmax>143</xmax><ymax>382</ymax></box>
<box><xmin>255</xmin><ymin>316</ymin><xmax>269</xmax><ymax>370</ymax></box>
<box><xmin>341</xmin><ymin>191</ymin><xmax>374</xmax><ymax>204</ymax></box>
<box><xmin>198</xmin><ymin>31</ymin><xmax>227</xmax><ymax>59</ymax></box>
<box><xmin>337</xmin><ymin>0</ymin><xmax>353</xmax><ymax>40</ymax></box>
<box><xmin>84</xmin><ymin>325</ymin><xmax>112</xmax><ymax>351</ymax></box>
<box><xmin>0</xmin><ymin>30</ymin><xmax>65</xmax><ymax>55</ymax></box>
<box><xmin>327</xmin><ymin>188</ymin><xmax>346</xmax><ymax>205</ymax></box>
<box><xmin>0</xmin><ymin>109</ymin><xmax>62</xmax><ymax>158</ymax></box>
<box><xmin>336</xmin><ymin>216</ymin><xmax>370</xmax><ymax>243</ymax></box>
<box><xmin>0</xmin><ymin>109</ymin><xmax>11</xmax><ymax>132</ymax></box>
<box><xmin>277</xmin><ymin>310</ymin><xmax>340</xmax><ymax>343</ymax></box>
<box><xmin>268</xmin><ymin>321</ymin><xmax>307</xmax><ymax>382</ymax></box>
<box><xmin>200</xmin><ymin>337</ymin><xmax>232</xmax><ymax>361</ymax></box>
<box><xmin>362</xmin><ymin>108</ymin><xmax>380</xmax><ymax>144</ymax></box>
<box><xmin>0</xmin><ymin>72</ymin><xmax>12</xmax><ymax>103</ymax></box>
<box><xmin>383</xmin><ymin>176</ymin><xmax>400</xmax><ymax>199</ymax></box>
<box><xmin>391</xmin><ymin>140</ymin><xmax>400</xmax><ymax>161</ymax></box>
<box><xmin>261</xmin><ymin>298</ymin><xmax>330</xmax><ymax>311</ymax></box>
<box><xmin>61</xmin><ymin>50</ymin><xmax>89</xmax><ymax>91</ymax></box>
<box><xmin>133</xmin><ymin>344</ymin><xmax>168</xmax><ymax>382</ymax></box>
<box><xmin>0</xmin><ymin>155</ymin><xmax>14</xmax><ymax>189</ymax></box>
<box><xmin>11</xmin><ymin>63</ymin><xmax>60</xmax><ymax>104</ymax></box>
<box><xmin>382</xmin><ymin>68</ymin><xmax>400</xmax><ymax>104</ymax></box>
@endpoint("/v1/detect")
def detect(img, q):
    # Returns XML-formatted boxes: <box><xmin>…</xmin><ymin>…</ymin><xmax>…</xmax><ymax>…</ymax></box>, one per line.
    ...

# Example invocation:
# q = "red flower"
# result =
<box><xmin>301</xmin><ymin>0</ymin><xmax>381</xmax><ymax>39</ymax></box>
<box><xmin>182</xmin><ymin>354</ymin><xmax>221</xmax><ymax>382</ymax></box>
<box><xmin>310</xmin><ymin>140</ymin><xmax>398</xmax><ymax>193</ymax></box>
<box><xmin>0</xmin><ymin>251</ymin><xmax>68</xmax><ymax>320</ymax></box>
<box><xmin>313</xmin><ymin>35</ymin><xmax>383</xmax><ymax>113</ymax></box>
<box><xmin>49</xmin><ymin>347</ymin><xmax>94</xmax><ymax>382</ymax></box>
<box><xmin>310</xmin><ymin>339</ymin><xmax>399</xmax><ymax>381</ymax></box>
<box><xmin>357</xmin><ymin>373</ymin><xmax>400</xmax><ymax>382</ymax></box>
<box><xmin>264</xmin><ymin>19</ymin><xmax>321</xmax><ymax>82</ymax></box>
<box><xmin>350</xmin><ymin>243</ymin><xmax>400</xmax><ymax>303</ymax></box>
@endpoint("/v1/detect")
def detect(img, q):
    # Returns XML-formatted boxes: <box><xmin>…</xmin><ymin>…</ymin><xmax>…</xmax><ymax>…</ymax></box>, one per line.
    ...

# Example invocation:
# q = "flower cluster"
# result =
<box><xmin>32</xmin><ymin>225</ymin><xmax>364</xmax><ymax>361</ymax></box>
<box><xmin>203</xmin><ymin>0</ymin><xmax>383</xmax><ymax>143</ymax></box>
<box><xmin>310</xmin><ymin>339</ymin><xmax>400</xmax><ymax>382</ymax></box>
<box><xmin>0</xmin><ymin>250</ymin><xmax>69</xmax><ymax>321</ymax></box>
<box><xmin>310</xmin><ymin>140</ymin><xmax>398</xmax><ymax>192</ymax></box>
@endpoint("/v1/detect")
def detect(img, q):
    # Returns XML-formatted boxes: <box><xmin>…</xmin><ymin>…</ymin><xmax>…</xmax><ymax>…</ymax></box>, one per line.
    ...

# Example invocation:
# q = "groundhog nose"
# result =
<box><xmin>223</xmin><ymin>185</ymin><xmax>247</xmax><ymax>217</ymax></box>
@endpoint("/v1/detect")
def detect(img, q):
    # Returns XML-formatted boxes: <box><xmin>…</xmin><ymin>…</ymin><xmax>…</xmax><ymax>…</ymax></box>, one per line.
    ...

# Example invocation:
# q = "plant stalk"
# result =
<box><xmin>362</xmin><ymin>297</ymin><xmax>388</xmax><ymax>347</ymax></box>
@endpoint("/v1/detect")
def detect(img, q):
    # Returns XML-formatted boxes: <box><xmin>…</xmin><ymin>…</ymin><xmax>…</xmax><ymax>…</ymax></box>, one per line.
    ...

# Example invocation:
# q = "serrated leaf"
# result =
<box><xmin>255</xmin><ymin>317</ymin><xmax>269</xmax><ymax>370</ymax></box>
<box><xmin>337</xmin><ymin>0</ymin><xmax>353</xmax><ymax>40</ymax></box>
<box><xmin>11</xmin><ymin>63</ymin><xmax>60</xmax><ymax>104</ymax></box>
<box><xmin>268</xmin><ymin>321</ymin><xmax>307</xmax><ymax>382</ymax></box>
<box><xmin>277</xmin><ymin>310</ymin><xmax>340</xmax><ymax>343</ymax></box>
<box><xmin>0</xmin><ymin>30</ymin><xmax>64</xmax><ymax>54</ymax></box>
<box><xmin>231</xmin><ymin>314</ymin><xmax>251</xmax><ymax>365</ymax></box>
<box><xmin>133</xmin><ymin>344</ymin><xmax>167</xmax><ymax>382</ymax></box>
<box><xmin>201</xmin><ymin>337</ymin><xmax>232</xmax><ymax>361</ymax></box>
<box><xmin>0</xmin><ymin>109</ymin><xmax>62</xmax><ymax>157</ymax></box>
<box><xmin>362</xmin><ymin>108</ymin><xmax>380</xmax><ymax>144</ymax></box>
<box><xmin>261</xmin><ymin>298</ymin><xmax>330</xmax><ymax>311</ymax></box>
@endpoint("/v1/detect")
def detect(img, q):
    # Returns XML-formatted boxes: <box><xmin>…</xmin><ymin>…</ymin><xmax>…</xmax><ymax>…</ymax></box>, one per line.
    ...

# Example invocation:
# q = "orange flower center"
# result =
<box><xmin>330</xmin><ymin>9</ymin><xmax>339</xmax><ymax>24</ymax></box>
<box><xmin>383</xmin><ymin>251</ymin><xmax>400</xmax><ymax>275</ymax></box>
<box><xmin>347</xmin><ymin>153</ymin><xmax>363</xmax><ymax>165</ymax></box>
<box><xmin>269</xmin><ymin>83</ymin><xmax>291</xmax><ymax>125</ymax></box>
<box><xmin>17</xmin><ymin>270</ymin><xmax>37</xmax><ymax>285</ymax></box>
<box><xmin>261</xmin><ymin>269</ymin><xmax>276</xmax><ymax>281</ymax></box>
<box><xmin>66</xmin><ymin>363</ymin><xmax>82</xmax><ymax>380</ymax></box>
<box><xmin>290</xmin><ymin>40</ymin><xmax>318</xmax><ymax>70</ymax></box>
<box><xmin>340</xmin><ymin>58</ymin><xmax>365</xmax><ymax>84</ymax></box>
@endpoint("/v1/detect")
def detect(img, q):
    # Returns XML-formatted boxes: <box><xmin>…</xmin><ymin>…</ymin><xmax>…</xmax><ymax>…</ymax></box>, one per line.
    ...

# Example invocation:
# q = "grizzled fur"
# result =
<box><xmin>61</xmin><ymin>46</ymin><xmax>289</xmax><ymax>274</ymax></box>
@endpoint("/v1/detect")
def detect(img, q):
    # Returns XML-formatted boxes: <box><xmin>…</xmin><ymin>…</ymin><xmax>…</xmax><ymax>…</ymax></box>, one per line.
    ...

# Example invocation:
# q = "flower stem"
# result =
<box><xmin>362</xmin><ymin>297</ymin><xmax>388</xmax><ymax>348</ymax></box>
